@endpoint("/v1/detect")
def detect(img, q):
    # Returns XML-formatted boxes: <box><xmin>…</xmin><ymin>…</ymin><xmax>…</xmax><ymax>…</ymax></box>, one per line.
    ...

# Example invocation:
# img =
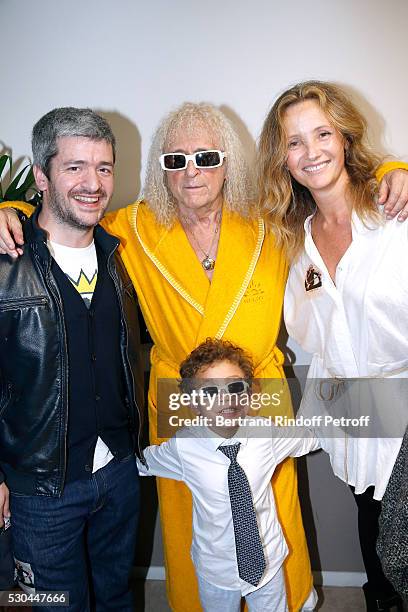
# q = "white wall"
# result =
<box><xmin>1</xmin><ymin>0</ymin><xmax>408</xmax><ymax>204</ymax></box>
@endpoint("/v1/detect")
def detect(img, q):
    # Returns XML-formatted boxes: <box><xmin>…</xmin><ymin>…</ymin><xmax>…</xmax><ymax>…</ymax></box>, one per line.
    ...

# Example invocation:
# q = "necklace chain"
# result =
<box><xmin>182</xmin><ymin>211</ymin><xmax>221</xmax><ymax>271</ymax></box>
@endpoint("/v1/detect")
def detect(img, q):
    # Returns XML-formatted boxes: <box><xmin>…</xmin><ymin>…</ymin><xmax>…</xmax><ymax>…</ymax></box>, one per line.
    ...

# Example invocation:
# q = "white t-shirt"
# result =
<box><xmin>49</xmin><ymin>240</ymin><xmax>114</xmax><ymax>473</ymax></box>
<box><xmin>284</xmin><ymin>212</ymin><xmax>408</xmax><ymax>499</ymax></box>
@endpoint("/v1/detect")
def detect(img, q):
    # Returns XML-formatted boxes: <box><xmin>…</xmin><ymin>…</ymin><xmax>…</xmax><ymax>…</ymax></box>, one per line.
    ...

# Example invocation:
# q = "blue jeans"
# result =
<box><xmin>10</xmin><ymin>455</ymin><xmax>140</xmax><ymax>612</ymax></box>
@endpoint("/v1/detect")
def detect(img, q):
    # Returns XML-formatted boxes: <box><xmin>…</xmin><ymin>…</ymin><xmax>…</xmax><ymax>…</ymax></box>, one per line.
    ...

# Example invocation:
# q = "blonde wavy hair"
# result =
<box><xmin>257</xmin><ymin>81</ymin><xmax>383</xmax><ymax>259</ymax></box>
<box><xmin>143</xmin><ymin>102</ymin><xmax>255</xmax><ymax>225</ymax></box>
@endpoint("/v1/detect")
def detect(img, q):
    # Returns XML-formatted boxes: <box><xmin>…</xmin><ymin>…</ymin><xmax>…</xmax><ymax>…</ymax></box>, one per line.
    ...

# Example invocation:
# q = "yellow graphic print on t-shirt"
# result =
<box><xmin>66</xmin><ymin>269</ymin><xmax>97</xmax><ymax>308</ymax></box>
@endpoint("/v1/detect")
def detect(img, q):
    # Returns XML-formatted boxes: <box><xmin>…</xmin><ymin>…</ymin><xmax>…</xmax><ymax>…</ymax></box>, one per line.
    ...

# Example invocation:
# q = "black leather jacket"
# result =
<box><xmin>0</xmin><ymin>206</ymin><xmax>145</xmax><ymax>496</ymax></box>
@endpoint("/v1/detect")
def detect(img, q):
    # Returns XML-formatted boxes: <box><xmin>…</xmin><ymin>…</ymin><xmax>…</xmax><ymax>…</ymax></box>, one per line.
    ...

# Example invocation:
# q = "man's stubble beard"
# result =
<box><xmin>48</xmin><ymin>182</ymin><xmax>109</xmax><ymax>231</ymax></box>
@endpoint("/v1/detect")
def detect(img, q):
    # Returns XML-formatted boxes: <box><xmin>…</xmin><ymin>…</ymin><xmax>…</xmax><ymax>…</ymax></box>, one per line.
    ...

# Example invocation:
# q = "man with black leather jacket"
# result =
<box><xmin>0</xmin><ymin>107</ymin><xmax>144</xmax><ymax>611</ymax></box>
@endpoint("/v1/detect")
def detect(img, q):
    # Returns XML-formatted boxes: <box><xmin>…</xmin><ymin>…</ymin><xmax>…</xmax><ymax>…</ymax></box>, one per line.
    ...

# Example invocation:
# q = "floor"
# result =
<box><xmin>315</xmin><ymin>586</ymin><xmax>366</xmax><ymax>611</ymax></box>
<box><xmin>132</xmin><ymin>581</ymin><xmax>369</xmax><ymax>611</ymax></box>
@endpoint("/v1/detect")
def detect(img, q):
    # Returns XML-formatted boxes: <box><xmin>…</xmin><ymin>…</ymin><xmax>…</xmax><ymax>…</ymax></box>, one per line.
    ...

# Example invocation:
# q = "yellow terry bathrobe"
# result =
<box><xmin>103</xmin><ymin>201</ymin><xmax>312</xmax><ymax>611</ymax></box>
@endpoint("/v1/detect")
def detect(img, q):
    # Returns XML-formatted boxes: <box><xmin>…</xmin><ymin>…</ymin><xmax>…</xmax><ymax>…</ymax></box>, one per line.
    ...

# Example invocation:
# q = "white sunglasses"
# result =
<box><xmin>197</xmin><ymin>380</ymin><xmax>250</xmax><ymax>398</ymax></box>
<box><xmin>159</xmin><ymin>150</ymin><xmax>226</xmax><ymax>171</ymax></box>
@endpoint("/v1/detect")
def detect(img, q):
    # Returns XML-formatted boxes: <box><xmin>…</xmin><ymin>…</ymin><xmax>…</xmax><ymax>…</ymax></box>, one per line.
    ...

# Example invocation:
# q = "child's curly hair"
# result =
<box><xmin>179</xmin><ymin>338</ymin><xmax>254</xmax><ymax>393</ymax></box>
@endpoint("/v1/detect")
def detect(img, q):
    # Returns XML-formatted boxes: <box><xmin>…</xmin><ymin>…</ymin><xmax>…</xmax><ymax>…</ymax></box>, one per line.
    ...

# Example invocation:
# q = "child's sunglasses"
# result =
<box><xmin>197</xmin><ymin>380</ymin><xmax>250</xmax><ymax>398</ymax></box>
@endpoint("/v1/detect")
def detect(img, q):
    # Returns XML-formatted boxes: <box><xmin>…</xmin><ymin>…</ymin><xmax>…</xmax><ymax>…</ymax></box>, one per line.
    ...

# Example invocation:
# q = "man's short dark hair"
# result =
<box><xmin>32</xmin><ymin>107</ymin><xmax>116</xmax><ymax>177</ymax></box>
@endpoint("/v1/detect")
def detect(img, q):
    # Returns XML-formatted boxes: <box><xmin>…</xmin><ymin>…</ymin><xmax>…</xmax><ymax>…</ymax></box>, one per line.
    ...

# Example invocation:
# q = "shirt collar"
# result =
<box><xmin>183</xmin><ymin>424</ymin><xmax>249</xmax><ymax>452</ymax></box>
<box><xmin>303</xmin><ymin>212</ymin><xmax>314</xmax><ymax>236</ymax></box>
<box><xmin>303</xmin><ymin>208</ymin><xmax>381</xmax><ymax>239</ymax></box>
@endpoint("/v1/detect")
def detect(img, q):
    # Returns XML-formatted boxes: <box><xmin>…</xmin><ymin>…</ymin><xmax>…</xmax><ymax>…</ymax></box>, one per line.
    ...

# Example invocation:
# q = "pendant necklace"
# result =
<box><xmin>183</xmin><ymin>211</ymin><xmax>221</xmax><ymax>271</ymax></box>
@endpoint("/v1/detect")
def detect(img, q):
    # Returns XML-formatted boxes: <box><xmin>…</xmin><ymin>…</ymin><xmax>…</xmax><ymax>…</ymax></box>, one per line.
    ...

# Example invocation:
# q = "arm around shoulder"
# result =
<box><xmin>376</xmin><ymin>161</ymin><xmax>408</xmax><ymax>220</ymax></box>
<box><xmin>0</xmin><ymin>200</ymin><xmax>35</xmax><ymax>216</ymax></box>
<box><xmin>0</xmin><ymin>202</ymin><xmax>33</xmax><ymax>257</ymax></box>
<box><xmin>376</xmin><ymin>160</ymin><xmax>408</xmax><ymax>183</ymax></box>
<box><xmin>100</xmin><ymin>201</ymin><xmax>141</xmax><ymax>238</ymax></box>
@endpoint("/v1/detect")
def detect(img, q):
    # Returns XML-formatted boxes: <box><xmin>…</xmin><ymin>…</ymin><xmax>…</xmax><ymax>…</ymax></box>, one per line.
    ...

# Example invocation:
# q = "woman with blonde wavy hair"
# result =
<box><xmin>258</xmin><ymin>80</ymin><xmax>408</xmax><ymax>611</ymax></box>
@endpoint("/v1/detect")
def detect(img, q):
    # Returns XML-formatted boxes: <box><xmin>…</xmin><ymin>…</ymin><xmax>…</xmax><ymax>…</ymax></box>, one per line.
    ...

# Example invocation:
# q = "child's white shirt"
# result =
<box><xmin>137</xmin><ymin>419</ymin><xmax>319</xmax><ymax>595</ymax></box>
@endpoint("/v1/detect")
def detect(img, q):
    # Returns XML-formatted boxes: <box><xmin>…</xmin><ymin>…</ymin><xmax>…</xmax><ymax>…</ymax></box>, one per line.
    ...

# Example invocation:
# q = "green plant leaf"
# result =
<box><xmin>4</xmin><ymin>164</ymin><xmax>34</xmax><ymax>200</ymax></box>
<box><xmin>0</xmin><ymin>155</ymin><xmax>40</xmax><ymax>203</ymax></box>
<box><xmin>0</xmin><ymin>154</ymin><xmax>11</xmax><ymax>178</ymax></box>
<box><xmin>0</xmin><ymin>154</ymin><xmax>12</xmax><ymax>199</ymax></box>
<box><xmin>12</xmin><ymin>166</ymin><xmax>36</xmax><ymax>197</ymax></box>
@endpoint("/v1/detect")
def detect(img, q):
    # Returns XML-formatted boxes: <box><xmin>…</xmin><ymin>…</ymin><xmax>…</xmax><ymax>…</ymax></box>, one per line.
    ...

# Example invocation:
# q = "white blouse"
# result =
<box><xmin>284</xmin><ymin>211</ymin><xmax>408</xmax><ymax>499</ymax></box>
